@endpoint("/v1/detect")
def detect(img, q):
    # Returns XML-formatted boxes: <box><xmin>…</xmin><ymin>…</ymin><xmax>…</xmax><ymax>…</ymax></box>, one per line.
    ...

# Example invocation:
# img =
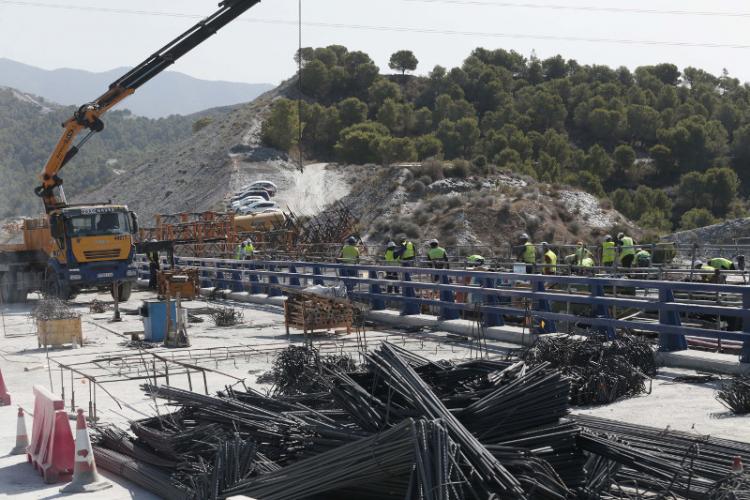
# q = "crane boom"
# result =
<box><xmin>35</xmin><ymin>0</ymin><xmax>262</xmax><ymax>212</ymax></box>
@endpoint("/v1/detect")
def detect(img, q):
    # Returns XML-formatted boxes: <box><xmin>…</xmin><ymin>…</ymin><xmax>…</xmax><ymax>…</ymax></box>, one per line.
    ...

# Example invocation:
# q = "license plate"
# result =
<box><xmin>97</xmin><ymin>273</ymin><xmax>114</xmax><ymax>278</ymax></box>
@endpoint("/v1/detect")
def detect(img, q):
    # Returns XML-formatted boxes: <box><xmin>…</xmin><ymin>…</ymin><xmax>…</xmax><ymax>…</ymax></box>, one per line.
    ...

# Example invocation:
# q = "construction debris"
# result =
<box><xmin>524</xmin><ymin>334</ymin><xmax>656</xmax><ymax>406</ymax></box>
<box><xmin>208</xmin><ymin>307</ymin><xmax>243</xmax><ymax>327</ymax></box>
<box><xmin>31</xmin><ymin>298</ymin><xmax>80</xmax><ymax>321</ymax></box>
<box><xmin>255</xmin><ymin>346</ymin><xmax>356</xmax><ymax>396</ymax></box>
<box><xmin>89</xmin><ymin>299</ymin><xmax>108</xmax><ymax>314</ymax></box>
<box><xmin>87</xmin><ymin>341</ymin><xmax>750</xmax><ymax>499</ymax></box>
<box><xmin>717</xmin><ymin>375</ymin><xmax>750</xmax><ymax>415</ymax></box>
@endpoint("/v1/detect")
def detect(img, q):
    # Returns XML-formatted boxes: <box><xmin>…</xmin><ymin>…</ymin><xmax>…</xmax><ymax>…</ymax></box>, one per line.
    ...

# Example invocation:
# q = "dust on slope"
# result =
<box><xmin>81</xmin><ymin>77</ymin><xmax>351</xmax><ymax>225</ymax></box>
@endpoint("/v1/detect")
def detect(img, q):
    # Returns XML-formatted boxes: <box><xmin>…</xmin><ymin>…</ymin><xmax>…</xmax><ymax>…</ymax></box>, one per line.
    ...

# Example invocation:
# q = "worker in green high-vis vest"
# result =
<box><xmin>339</xmin><ymin>236</ymin><xmax>360</xmax><ymax>285</ymax></box>
<box><xmin>427</xmin><ymin>239</ymin><xmax>449</xmax><ymax>285</ymax></box>
<box><xmin>400</xmin><ymin>238</ymin><xmax>416</xmax><ymax>266</ymax></box>
<box><xmin>339</xmin><ymin>236</ymin><xmax>360</xmax><ymax>264</ymax></box>
<box><xmin>708</xmin><ymin>257</ymin><xmax>735</xmax><ymax>270</ymax></box>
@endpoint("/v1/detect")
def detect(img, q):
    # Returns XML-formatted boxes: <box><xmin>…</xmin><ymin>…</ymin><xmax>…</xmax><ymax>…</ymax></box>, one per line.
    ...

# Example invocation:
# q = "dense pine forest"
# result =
<box><xmin>262</xmin><ymin>45</ymin><xmax>750</xmax><ymax>232</ymax></box>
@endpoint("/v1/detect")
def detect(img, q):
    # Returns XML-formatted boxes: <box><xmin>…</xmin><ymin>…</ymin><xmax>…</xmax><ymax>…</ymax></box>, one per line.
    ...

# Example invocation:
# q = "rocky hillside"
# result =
<box><xmin>83</xmin><ymin>79</ymin><xmax>636</xmax><ymax>244</ymax></box>
<box><xmin>82</xmin><ymin>81</ymin><xmax>351</xmax><ymax>224</ymax></box>
<box><xmin>341</xmin><ymin>164</ymin><xmax>636</xmax><ymax>249</ymax></box>
<box><xmin>662</xmin><ymin>217</ymin><xmax>750</xmax><ymax>245</ymax></box>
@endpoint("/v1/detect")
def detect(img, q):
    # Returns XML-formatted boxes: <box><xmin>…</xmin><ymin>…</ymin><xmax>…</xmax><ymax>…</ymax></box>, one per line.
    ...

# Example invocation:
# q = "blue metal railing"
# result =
<box><xmin>135</xmin><ymin>256</ymin><xmax>750</xmax><ymax>363</ymax></box>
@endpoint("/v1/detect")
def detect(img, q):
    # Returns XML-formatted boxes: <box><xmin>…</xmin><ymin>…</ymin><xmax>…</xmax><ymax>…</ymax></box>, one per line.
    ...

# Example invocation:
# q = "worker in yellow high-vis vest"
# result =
<box><xmin>541</xmin><ymin>242</ymin><xmax>557</xmax><ymax>275</ymax></box>
<box><xmin>517</xmin><ymin>233</ymin><xmax>537</xmax><ymax>273</ymax></box>
<box><xmin>617</xmin><ymin>232</ymin><xmax>636</xmax><ymax>268</ymax></box>
<box><xmin>601</xmin><ymin>235</ymin><xmax>616</xmax><ymax>267</ymax></box>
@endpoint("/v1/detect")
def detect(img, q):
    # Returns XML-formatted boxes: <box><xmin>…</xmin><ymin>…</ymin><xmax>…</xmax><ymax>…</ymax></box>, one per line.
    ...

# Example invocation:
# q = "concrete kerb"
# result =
<box><xmin>205</xmin><ymin>287</ymin><xmax>537</xmax><ymax>344</ymax></box>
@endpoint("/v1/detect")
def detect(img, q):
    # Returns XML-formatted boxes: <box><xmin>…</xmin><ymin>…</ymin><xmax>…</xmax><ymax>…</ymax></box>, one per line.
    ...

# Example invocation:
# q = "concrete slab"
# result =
<box><xmin>657</xmin><ymin>349</ymin><xmax>750</xmax><ymax>375</ymax></box>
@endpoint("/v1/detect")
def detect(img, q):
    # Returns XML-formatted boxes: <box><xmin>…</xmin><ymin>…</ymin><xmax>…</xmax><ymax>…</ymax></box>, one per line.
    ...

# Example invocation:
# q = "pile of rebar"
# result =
<box><xmin>717</xmin><ymin>375</ymin><xmax>750</xmax><ymax>414</ymax></box>
<box><xmin>31</xmin><ymin>298</ymin><xmax>80</xmax><ymax>320</ymax></box>
<box><xmin>524</xmin><ymin>334</ymin><xmax>656</xmax><ymax>405</ymax></box>
<box><xmin>208</xmin><ymin>307</ymin><xmax>243</xmax><ymax>327</ymax></box>
<box><xmin>92</xmin><ymin>342</ymin><xmax>748</xmax><ymax>500</ymax></box>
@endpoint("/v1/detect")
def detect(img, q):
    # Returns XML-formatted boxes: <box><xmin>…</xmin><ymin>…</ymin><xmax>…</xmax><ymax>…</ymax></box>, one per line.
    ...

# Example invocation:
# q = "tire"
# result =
<box><xmin>111</xmin><ymin>281</ymin><xmax>133</xmax><ymax>302</ymax></box>
<box><xmin>44</xmin><ymin>269</ymin><xmax>72</xmax><ymax>301</ymax></box>
<box><xmin>0</xmin><ymin>271</ymin><xmax>26</xmax><ymax>304</ymax></box>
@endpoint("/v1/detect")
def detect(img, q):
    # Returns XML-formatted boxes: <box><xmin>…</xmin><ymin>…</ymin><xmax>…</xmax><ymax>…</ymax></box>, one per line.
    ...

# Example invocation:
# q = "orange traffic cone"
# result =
<box><xmin>733</xmin><ymin>456</ymin><xmax>744</xmax><ymax>473</ymax></box>
<box><xmin>0</xmin><ymin>368</ymin><xmax>11</xmax><ymax>406</ymax></box>
<box><xmin>10</xmin><ymin>407</ymin><xmax>28</xmax><ymax>455</ymax></box>
<box><xmin>59</xmin><ymin>409</ymin><xmax>111</xmax><ymax>494</ymax></box>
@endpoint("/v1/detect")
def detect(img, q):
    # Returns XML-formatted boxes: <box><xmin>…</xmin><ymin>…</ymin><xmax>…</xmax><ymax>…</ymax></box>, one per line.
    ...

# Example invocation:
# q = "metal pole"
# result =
<box><xmin>112</xmin><ymin>281</ymin><xmax>122</xmax><ymax>322</ymax></box>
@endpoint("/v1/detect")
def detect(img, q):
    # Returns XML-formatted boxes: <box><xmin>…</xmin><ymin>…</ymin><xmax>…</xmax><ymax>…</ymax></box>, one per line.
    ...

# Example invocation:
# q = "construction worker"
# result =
<box><xmin>339</xmin><ymin>236</ymin><xmax>360</xmax><ymax>264</ymax></box>
<box><xmin>601</xmin><ymin>235</ymin><xmax>616</xmax><ymax>267</ymax></box>
<box><xmin>541</xmin><ymin>242</ymin><xmax>557</xmax><ymax>275</ymax></box>
<box><xmin>466</xmin><ymin>255</ymin><xmax>486</xmax><ymax>269</ymax></box>
<box><xmin>617</xmin><ymin>232</ymin><xmax>636</xmax><ymax>268</ymax></box>
<box><xmin>384</xmin><ymin>241</ymin><xmax>400</xmax><ymax>293</ymax></box>
<box><xmin>709</xmin><ymin>257</ymin><xmax>735</xmax><ymax>270</ymax></box>
<box><xmin>694</xmin><ymin>260</ymin><xmax>718</xmax><ymax>283</ymax></box>
<box><xmin>517</xmin><ymin>233</ymin><xmax>537</xmax><ymax>273</ymax></box>
<box><xmin>427</xmin><ymin>239</ymin><xmax>448</xmax><ymax>268</ymax></box>
<box><xmin>400</xmin><ymin>238</ymin><xmax>416</xmax><ymax>266</ymax></box>
<box><xmin>236</xmin><ymin>238</ymin><xmax>254</xmax><ymax>260</ymax></box>
<box><xmin>147</xmin><ymin>239</ymin><xmax>160</xmax><ymax>290</ymax></box>
<box><xmin>634</xmin><ymin>248</ymin><xmax>651</xmax><ymax>268</ymax></box>
<box><xmin>574</xmin><ymin>241</ymin><xmax>593</xmax><ymax>266</ymax></box>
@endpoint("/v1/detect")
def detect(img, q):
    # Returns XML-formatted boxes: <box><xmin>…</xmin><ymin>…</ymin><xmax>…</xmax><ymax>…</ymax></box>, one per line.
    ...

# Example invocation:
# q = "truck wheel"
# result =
<box><xmin>44</xmin><ymin>270</ymin><xmax>72</xmax><ymax>301</ymax></box>
<box><xmin>0</xmin><ymin>272</ymin><xmax>25</xmax><ymax>304</ymax></box>
<box><xmin>111</xmin><ymin>281</ymin><xmax>133</xmax><ymax>302</ymax></box>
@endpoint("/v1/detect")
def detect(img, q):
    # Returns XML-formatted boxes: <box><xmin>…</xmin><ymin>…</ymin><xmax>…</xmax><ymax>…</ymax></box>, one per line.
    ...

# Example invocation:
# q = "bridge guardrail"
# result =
<box><xmin>134</xmin><ymin>256</ymin><xmax>750</xmax><ymax>363</ymax></box>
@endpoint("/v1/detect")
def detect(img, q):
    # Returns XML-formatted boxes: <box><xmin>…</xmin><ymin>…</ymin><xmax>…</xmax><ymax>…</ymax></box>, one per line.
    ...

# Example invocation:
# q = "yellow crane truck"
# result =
<box><xmin>0</xmin><ymin>0</ymin><xmax>261</xmax><ymax>303</ymax></box>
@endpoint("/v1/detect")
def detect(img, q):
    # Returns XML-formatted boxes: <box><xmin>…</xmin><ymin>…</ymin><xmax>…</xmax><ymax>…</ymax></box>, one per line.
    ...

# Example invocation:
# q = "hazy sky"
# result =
<box><xmin>2</xmin><ymin>0</ymin><xmax>750</xmax><ymax>85</ymax></box>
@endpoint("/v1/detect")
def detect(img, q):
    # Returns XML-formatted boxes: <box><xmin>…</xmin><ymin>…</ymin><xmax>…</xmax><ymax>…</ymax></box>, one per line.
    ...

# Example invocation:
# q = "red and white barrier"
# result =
<box><xmin>27</xmin><ymin>385</ymin><xmax>74</xmax><ymax>483</ymax></box>
<box><xmin>60</xmin><ymin>409</ymin><xmax>111</xmax><ymax>493</ymax></box>
<box><xmin>10</xmin><ymin>407</ymin><xmax>29</xmax><ymax>455</ymax></box>
<box><xmin>0</xmin><ymin>367</ymin><xmax>11</xmax><ymax>405</ymax></box>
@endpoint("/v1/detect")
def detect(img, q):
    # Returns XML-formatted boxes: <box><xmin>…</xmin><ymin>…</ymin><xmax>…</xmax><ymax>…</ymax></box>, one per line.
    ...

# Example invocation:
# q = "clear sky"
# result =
<box><xmin>1</xmin><ymin>0</ymin><xmax>750</xmax><ymax>85</ymax></box>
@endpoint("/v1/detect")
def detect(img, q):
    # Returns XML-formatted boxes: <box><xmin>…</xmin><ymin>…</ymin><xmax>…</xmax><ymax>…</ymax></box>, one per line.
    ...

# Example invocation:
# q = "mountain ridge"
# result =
<box><xmin>0</xmin><ymin>58</ymin><xmax>274</xmax><ymax>118</ymax></box>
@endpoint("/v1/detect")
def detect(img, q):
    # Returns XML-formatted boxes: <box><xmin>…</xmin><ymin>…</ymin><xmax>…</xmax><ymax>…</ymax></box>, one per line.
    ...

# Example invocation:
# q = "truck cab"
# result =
<box><xmin>46</xmin><ymin>205</ymin><xmax>139</xmax><ymax>299</ymax></box>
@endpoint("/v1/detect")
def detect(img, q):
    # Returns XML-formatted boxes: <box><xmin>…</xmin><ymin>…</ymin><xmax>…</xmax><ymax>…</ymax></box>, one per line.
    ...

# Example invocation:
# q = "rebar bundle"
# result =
<box><xmin>717</xmin><ymin>375</ymin><xmax>750</xmax><ymax>414</ymax></box>
<box><xmin>31</xmin><ymin>297</ymin><xmax>79</xmax><ymax>320</ymax></box>
<box><xmin>91</xmin><ymin>341</ymin><xmax>750</xmax><ymax>500</ymax></box>
<box><xmin>208</xmin><ymin>307</ymin><xmax>244</xmax><ymax>327</ymax></box>
<box><xmin>524</xmin><ymin>335</ymin><xmax>656</xmax><ymax>406</ymax></box>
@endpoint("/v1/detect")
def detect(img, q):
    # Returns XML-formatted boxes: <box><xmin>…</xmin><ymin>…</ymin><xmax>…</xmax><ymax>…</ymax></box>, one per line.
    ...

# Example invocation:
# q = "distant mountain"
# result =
<box><xmin>0</xmin><ymin>58</ymin><xmax>274</xmax><ymax>118</ymax></box>
<box><xmin>0</xmin><ymin>86</ymin><xmax>197</xmax><ymax>217</ymax></box>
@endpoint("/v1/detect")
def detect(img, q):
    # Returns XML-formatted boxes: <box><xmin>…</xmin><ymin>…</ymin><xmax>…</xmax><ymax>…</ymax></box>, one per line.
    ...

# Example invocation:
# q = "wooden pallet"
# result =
<box><xmin>158</xmin><ymin>268</ymin><xmax>200</xmax><ymax>300</ymax></box>
<box><xmin>284</xmin><ymin>291</ymin><xmax>354</xmax><ymax>336</ymax></box>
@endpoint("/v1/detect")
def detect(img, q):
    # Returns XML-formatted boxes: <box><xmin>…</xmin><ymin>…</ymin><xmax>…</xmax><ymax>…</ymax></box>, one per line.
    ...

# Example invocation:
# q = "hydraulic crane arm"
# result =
<box><xmin>35</xmin><ymin>0</ymin><xmax>262</xmax><ymax>212</ymax></box>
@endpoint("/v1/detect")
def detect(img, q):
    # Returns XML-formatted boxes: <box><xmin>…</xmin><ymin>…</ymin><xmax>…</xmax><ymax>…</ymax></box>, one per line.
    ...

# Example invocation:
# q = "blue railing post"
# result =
<box><xmin>200</xmin><ymin>266</ymin><xmax>211</xmax><ymax>288</ymax></box>
<box><xmin>267</xmin><ymin>264</ymin><xmax>281</xmax><ymax>297</ymax></box>
<box><xmin>439</xmin><ymin>273</ymin><xmax>460</xmax><ymax>320</ymax></box>
<box><xmin>369</xmin><ymin>270</ymin><xmax>386</xmax><ymax>311</ymax></box>
<box><xmin>482</xmin><ymin>277</ymin><xmax>504</xmax><ymax>327</ymax></box>
<box><xmin>341</xmin><ymin>265</ymin><xmax>357</xmax><ymax>292</ymax></box>
<box><xmin>532</xmin><ymin>278</ymin><xmax>556</xmax><ymax>333</ymax></box>
<box><xmin>288</xmin><ymin>265</ymin><xmax>301</xmax><ymax>287</ymax></box>
<box><xmin>591</xmin><ymin>283</ymin><xmax>615</xmax><ymax>340</ymax></box>
<box><xmin>741</xmin><ymin>291</ymin><xmax>750</xmax><ymax>363</ymax></box>
<box><xmin>401</xmin><ymin>269</ymin><xmax>420</xmax><ymax>316</ymax></box>
<box><xmin>312</xmin><ymin>265</ymin><xmax>324</xmax><ymax>286</ymax></box>
<box><xmin>248</xmin><ymin>263</ymin><xmax>262</xmax><ymax>294</ymax></box>
<box><xmin>658</xmin><ymin>288</ymin><xmax>687</xmax><ymax>352</ymax></box>
<box><xmin>231</xmin><ymin>262</ymin><xmax>243</xmax><ymax>292</ymax></box>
